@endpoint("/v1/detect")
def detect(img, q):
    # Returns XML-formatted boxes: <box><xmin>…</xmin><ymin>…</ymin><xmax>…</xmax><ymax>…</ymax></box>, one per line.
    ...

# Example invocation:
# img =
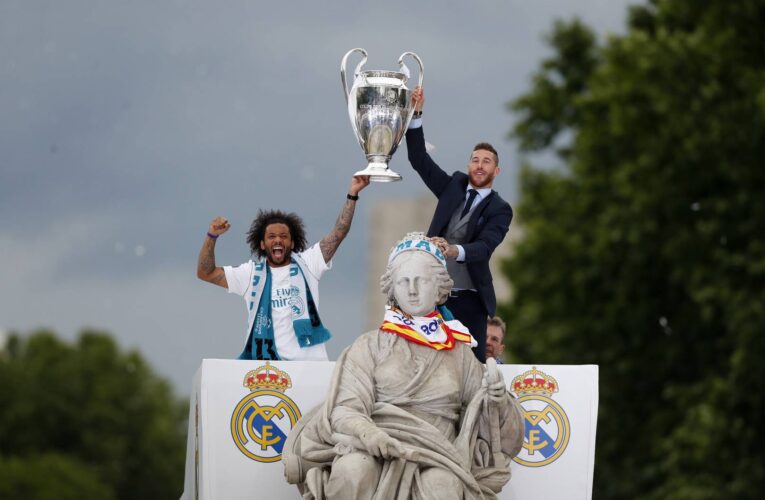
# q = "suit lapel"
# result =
<box><xmin>466</xmin><ymin>191</ymin><xmax>495</xmax><ymax>237</ymax></box>
<box><xmin>451</xmin><ymin>212</ymin><xmax>471</xmax><ymax>232</ymax></box>
<box><xmin>431</xmin><ymin>177</ymin><xmax>469</xmax><ymax>236</ymax></box>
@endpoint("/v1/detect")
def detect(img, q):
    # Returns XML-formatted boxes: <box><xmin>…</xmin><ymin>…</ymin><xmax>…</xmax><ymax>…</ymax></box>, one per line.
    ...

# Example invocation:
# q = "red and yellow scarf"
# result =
<box><xmin>380</xmin><ymin>307</ymin><xmax>475</xmax><ymax>350</ymax></box>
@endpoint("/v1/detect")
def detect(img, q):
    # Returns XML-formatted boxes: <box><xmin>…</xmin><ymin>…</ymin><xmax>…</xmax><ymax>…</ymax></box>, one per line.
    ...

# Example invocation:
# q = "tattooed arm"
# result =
<box><xmin>319</xmin><ymin>175</ymin><xmax>370</xmax><ymax>263</ymax></box>
<box><xmin>197</xmin><ymin>216</ymin><xmax>230</xmax><ymax>288</ymax></box>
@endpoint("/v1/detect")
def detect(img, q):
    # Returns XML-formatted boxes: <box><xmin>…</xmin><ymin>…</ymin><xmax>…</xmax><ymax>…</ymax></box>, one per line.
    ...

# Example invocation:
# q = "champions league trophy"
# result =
<box><xmin>341</xmin><ymin>48</ymin><xmax>424</xmax><ymax>182</ymax></box>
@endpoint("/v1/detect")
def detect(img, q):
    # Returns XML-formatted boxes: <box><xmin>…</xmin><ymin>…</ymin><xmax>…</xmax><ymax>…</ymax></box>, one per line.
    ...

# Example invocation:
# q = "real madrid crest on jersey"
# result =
<box><xmin>511</xmin><ymin>367</ymin><xmax>571</xmax><ymax>467</ymax></box>
<box><xmin>230</xmin><ymin>362</ymin><xmax>302</xmax><ymax>463</ymax></box>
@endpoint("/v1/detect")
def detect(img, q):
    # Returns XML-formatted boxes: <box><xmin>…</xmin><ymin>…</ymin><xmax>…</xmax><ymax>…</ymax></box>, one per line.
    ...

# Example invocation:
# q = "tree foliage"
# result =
<box><xmin>502</xmin><ymin>1</ymin><xmax>765</xmax><ymax>498</ymax></box>
<box><xmin>0</xmin><ymin>330</ymin><xmax>187</xmax><ymax>500</ymax></box>
<box><xmin>0</xmin><ymin>453</ymin><xmax>114</xmax><ymax>500</ymax></box>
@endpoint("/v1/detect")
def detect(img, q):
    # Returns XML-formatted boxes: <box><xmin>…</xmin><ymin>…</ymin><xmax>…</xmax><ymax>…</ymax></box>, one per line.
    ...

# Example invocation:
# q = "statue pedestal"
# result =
<box><xmin>181</xmin><ymin>359</ymin><xmax>598</xmax><ymax>500</ymax></box>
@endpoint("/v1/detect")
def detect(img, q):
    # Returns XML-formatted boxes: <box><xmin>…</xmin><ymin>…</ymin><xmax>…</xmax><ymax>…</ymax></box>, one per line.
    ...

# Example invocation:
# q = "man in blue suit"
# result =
<box><xmin>405</xmin><ymin>86</ymin><xmax>513</xmax><ymax>362</ymax></box>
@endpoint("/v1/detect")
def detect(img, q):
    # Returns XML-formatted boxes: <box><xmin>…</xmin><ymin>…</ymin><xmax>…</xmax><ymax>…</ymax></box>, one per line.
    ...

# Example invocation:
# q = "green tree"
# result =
<box><xmin>0</xmin><ymin>330</ymin><xmax>188</xmax><ymax>500</ymax></box>
<box><xmin>502</xmin><ymin>1</ymin><xmax>765</xmax><ymax>498</ymax></box>
<box><xmin>0</xmin><ymin>454</ymin><xmax>114</xmax><ymax>500</ymax></box>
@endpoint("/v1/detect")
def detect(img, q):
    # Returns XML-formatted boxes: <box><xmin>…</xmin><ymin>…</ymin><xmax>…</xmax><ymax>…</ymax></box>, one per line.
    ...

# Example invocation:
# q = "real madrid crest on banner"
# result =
<box><xmin>230</xmin><ymin>362</ymin><xmax>302</xmax><ymax>463</ymax></box>
<box><xmin>511</xmin><ymin>367</ymin><xmax>571</xmax><ymax>467</ymax></box>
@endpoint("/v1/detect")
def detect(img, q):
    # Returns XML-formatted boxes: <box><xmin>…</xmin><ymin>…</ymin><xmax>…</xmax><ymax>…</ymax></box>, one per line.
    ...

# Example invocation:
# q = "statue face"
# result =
<box><xmin>391</xmin><ymin>252</ymin><xmax>439</xmax><ymax>316</ymax></box>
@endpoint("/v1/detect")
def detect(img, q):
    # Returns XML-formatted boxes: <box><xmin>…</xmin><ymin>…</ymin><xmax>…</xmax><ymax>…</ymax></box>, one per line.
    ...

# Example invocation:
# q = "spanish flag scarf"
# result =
<box><xmin>380</xmin><ymin>306</ymin><xmax>476</xmax><ymax>350</ymax></box>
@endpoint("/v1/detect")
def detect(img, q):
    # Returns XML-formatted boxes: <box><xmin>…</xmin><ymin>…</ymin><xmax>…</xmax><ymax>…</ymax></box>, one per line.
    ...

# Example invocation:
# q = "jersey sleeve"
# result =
<box><xmin>297</xmin><ymin>242</ymin><xmax>332</xmax><ymax>281</ymax></box>
<box><xmin>223</xmin><ymin>261</ymin><xmax>253</xmax><ymax>296</ymax></box>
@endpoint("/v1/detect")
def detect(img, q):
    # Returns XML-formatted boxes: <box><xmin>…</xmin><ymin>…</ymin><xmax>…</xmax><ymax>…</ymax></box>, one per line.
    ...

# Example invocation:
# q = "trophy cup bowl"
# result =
<box><xmin>341</xmin><ymin>48</ymin><xmax>424</xmax><ymax>182</ymax></box>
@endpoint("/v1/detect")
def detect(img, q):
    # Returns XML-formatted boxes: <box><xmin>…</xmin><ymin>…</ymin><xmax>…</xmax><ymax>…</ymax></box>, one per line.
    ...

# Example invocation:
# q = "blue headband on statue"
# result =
<box><xmin>387</xmin><ymin>232</ymin><xmax>447</xmax><ymax>268</ymax></box>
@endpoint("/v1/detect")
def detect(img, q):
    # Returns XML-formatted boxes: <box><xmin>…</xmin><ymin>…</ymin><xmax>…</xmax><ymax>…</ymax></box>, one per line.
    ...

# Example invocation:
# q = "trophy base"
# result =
<box><xmin>354</xmin><ymin>163</ymin><xmax>402</xmax><ymax>182</ymax></box>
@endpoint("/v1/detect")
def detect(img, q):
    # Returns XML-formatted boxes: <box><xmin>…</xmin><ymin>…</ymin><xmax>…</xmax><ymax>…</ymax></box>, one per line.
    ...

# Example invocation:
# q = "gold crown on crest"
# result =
<box><xmin>243</xmin><ymin>362</ymin><xmax>292</xmax><ymax>393</ymax></box>
<box><xmin>511</xmin><ymin>367</ymin><xmax>559</xmax><ymax>396</ymax></box>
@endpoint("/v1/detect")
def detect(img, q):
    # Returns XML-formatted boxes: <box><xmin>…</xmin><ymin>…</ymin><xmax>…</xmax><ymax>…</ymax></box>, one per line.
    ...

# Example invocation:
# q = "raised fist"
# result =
<box><xmin>208</xmin><ymin>216</ymin><xmax>231</xmax><ymax>237</ymax></box>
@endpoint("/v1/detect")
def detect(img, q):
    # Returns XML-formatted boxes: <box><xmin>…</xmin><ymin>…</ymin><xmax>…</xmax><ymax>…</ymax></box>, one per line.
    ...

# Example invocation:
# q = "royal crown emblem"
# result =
<box><xmin>243</xmin><ymin>362</ymin><xmax>292</xmax><ymax>393</ymax></box>
<box><xmin>511</xmin><ymin>367</ymin><xmax>559</xmax><ymax>396</ymax></box>
<box><xmin>232</xmin><ymin>362</ymin><xmax>301</xmax><ymax>463</ymax></box>
<box><xmin>511</xmin><ymin>366</ymin><xmax>570</xmax><ymax>468</ymax></box>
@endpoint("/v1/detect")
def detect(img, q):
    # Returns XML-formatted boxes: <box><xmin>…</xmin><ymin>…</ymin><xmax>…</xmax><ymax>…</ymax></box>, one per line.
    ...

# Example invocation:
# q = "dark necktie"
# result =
<box><xmin>460</xmin><ymin>189</ymin><xmax>478</xmax><ymax>219</ymax></box>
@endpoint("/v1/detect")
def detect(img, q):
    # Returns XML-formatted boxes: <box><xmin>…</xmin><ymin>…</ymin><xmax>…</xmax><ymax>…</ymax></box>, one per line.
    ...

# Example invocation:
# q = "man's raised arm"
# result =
<box><xmin>197</xmin><ymin>216</ymin><xmax>230</xmax><ymax>288</ymax></box>
<box><xmin>319</xmin><ymin>175</ymin><xmax>370</xmax><ymax>263</ymax></box>
<box><xmin>405</xmin><ymin>86</ymin><xmax>451</xmax><ymax>196</ymax></box>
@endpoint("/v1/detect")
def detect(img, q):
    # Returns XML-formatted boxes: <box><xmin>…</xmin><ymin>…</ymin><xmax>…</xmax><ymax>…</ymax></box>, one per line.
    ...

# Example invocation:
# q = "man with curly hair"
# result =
<box><xmin>196</xmin><ymin>175</ymin><xmax>370</xmax><ymax>360</ymax></box>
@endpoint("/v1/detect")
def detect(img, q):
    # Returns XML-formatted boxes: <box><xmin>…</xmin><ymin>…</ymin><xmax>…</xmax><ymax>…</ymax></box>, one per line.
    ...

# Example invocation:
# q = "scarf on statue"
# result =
<box><xmin>238</xmin><ymin>257</ymin><xmax>331</xmax><ymax>360</ymax></box>
<box><xmin>380</xmin><ymin>305</ymin><xmax>476</xmax><ymax>350</ymax></box>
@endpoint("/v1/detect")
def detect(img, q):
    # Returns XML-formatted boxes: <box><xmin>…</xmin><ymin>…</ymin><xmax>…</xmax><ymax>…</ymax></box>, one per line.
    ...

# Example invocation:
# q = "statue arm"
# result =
<box><xmin>487</xmin><ymin>358</ymin><xmax>525</xmax><ymax>458</ymax></box>
<box><xmin>498</xmin><ymin>394</ymin><xmax>525</xmax><ymax>458</ymax></box>
<box><xmin>329</xmin><ymin>336</ymin><xmax>378</xmax><ymax>435</ymax></box>
<box><xmin>329</xmin><ymin>334</ymin><xmax>406</xmax><ymax>459</ymax></box>
<box><xmin>462</xmin><ymin>348</ymin><xmax>524</xmax><ymax>459</ymax></box>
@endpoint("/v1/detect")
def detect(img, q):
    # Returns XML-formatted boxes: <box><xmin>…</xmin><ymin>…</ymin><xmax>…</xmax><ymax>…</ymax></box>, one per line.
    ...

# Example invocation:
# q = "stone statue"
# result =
<box><xmin>283</xmin><ymin>232</ymin><xmax>524</xmax><ymax>499</ymax></box>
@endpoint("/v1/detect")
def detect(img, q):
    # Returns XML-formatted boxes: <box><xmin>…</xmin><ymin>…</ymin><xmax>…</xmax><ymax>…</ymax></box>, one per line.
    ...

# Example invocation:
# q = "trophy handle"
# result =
<box><xmin>398</xmin><ymin>51</ymin><xmax>424</xmax><ymax>89</ymax></box>
<box><xmin>340</xmin><ymin>48</ymin><xmax>368</xmax><ymax>104</ymax></box>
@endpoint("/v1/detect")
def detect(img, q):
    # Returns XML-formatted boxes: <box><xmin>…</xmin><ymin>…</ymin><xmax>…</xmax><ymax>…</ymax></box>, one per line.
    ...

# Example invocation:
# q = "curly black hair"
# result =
<box><xmin>246</xmin><ymin>209</ymin><xmax>308</xmax><ymax>258</ymax></box>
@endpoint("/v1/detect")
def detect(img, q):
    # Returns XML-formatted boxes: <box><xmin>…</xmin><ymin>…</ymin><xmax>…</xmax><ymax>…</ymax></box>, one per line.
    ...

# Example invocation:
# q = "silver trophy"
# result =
<box><xmin>341</xmin><ymin>48</ymin><xmax>424</xmax><ymax>182</ymax></box>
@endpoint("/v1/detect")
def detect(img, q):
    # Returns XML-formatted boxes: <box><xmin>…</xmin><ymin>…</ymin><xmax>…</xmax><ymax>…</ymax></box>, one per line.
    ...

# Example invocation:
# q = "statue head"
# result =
<box><xmin>380</xmin><ymin>232</ymin><xmax>453</xmax><ymax>316</ymax></box>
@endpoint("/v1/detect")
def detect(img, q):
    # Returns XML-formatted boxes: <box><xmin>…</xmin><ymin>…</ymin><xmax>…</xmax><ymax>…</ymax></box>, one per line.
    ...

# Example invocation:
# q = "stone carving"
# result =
<box><xmin>283</xmin><ymin>233</ymin><xmax>524</xmax><ymax>499</ymax></box>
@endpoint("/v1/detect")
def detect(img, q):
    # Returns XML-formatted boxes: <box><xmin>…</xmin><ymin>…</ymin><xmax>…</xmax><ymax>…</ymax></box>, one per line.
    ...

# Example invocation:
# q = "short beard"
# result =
<box><xmin>469</xmin><ymin>172</ymin><xmax>493</xmax><ymax>189</ymax></box>
<box><xmin>266</xmin><ymin>248</ymin><xmax>292</xmax><ymax>267</ymax></box>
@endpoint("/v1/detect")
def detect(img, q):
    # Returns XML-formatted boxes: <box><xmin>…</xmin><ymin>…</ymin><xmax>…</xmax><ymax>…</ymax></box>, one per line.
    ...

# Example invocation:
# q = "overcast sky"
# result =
<box><xmin>1</xmin><ymin>0</ymin><xmax>634</xmax><ymax>393</ymax></box>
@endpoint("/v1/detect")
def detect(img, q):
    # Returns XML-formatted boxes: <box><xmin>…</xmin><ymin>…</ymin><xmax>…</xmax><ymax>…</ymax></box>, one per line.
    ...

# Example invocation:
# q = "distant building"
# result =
<box><xmin>364</xmin><ymin>195</ymin><xmax>523</xmax><ymax>331</ymax></box>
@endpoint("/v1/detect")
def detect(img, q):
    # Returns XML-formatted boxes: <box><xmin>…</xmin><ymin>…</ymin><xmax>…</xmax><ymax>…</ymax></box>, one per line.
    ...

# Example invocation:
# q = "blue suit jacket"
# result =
<box><xmin>405</xmin><ymin>126</ymin><xmax>513</xmax><ymax>316</ymax></box>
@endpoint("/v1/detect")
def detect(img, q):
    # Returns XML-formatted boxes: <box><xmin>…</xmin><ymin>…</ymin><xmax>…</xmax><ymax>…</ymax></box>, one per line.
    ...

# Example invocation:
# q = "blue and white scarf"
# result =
<box><xmin>238</xmin><ymin>257</ymin><xmax>331</xmax><ymax>360</ymax></box>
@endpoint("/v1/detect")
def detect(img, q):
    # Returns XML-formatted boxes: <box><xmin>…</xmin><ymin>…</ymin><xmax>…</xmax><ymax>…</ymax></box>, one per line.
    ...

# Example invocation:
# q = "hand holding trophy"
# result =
<box><xmin>341</xmin><ymin>48</ymin><xmax>424</xmax><ymax>182</ymax></box>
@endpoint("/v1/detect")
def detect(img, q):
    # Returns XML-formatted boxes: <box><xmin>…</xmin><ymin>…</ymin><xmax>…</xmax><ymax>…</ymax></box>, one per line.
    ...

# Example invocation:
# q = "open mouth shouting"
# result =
<box><xmin>260</xmin><ymin>222</ymin><xmax>293</xmax><ymax>267</ymax></box>
<box><xmin>268</xmin><ymin>244</ymin><xmax>289</xmax><ymax>265</ymax></box>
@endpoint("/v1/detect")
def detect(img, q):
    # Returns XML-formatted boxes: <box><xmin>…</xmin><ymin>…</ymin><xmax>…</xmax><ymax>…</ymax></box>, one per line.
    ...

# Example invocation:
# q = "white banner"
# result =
<box><xmin>182</xmin><ymin>360</ymin><xmax>598</xmax><ymax>500</ymax></box>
